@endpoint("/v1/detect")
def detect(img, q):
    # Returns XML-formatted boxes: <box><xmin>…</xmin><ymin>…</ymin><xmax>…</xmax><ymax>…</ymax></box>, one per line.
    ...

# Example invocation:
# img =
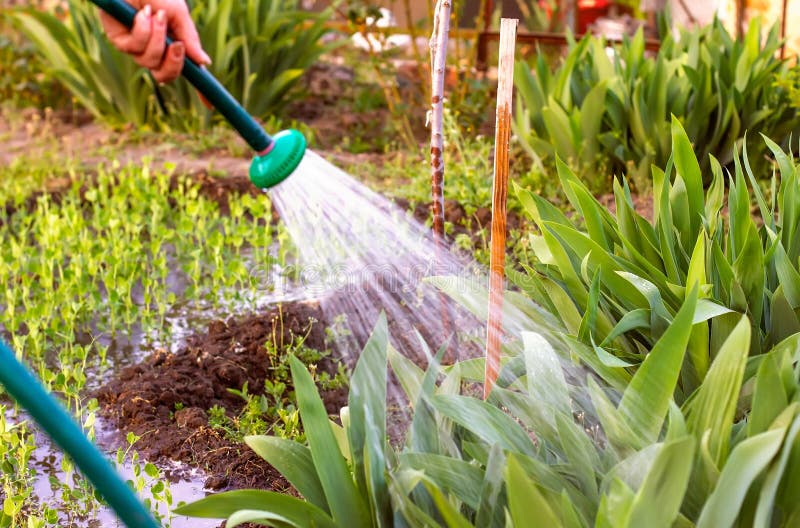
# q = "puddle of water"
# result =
<box><xmin>3</xmin><ymin>405</ymin><xmax>221</xmax><ymax>527</ymax></box>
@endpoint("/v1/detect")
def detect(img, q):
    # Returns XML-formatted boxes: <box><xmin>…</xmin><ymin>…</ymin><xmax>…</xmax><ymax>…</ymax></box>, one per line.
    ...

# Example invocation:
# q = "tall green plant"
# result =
<box><xmin>10</xmin><ymin>0</ymin><xmax>159</xmax><ymax>127</ymax></box>
<box><xmin>10</xmin><ymin>0</ymin><xmax>336</xmax><ymax>130</ymax></box>
<box><xmin>512</xmin><ymin>118</ymin><xmax>800</xmax><ymax>397</ymax></box>
<box><xmin>514</xmin><ymin>19</ymin><xmax>798</xmax><ymax>189</ymax></box>
<box><xmin>176</xmin><ymin>305</ymin><xmax>800</xmax><ymax>526</ymax></box>
<box><xmin>162</xmin><ymin>0</ymin><xmax>338</xmax><ymax>130</ymax></box>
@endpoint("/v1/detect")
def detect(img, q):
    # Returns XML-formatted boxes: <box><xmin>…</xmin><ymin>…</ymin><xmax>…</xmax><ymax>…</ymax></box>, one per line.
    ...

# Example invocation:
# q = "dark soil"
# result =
<box><xmin>94</xmin><ymin>300</ymin><xmax>346</xmax><ymax>492</ymax></box>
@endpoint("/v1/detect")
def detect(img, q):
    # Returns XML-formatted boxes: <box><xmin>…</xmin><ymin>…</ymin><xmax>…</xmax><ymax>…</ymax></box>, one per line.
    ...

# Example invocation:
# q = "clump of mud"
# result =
<box><xmin>94</xmin><ymin>300</ymin><xmax>345</xmax><ymax>491</ymax></box>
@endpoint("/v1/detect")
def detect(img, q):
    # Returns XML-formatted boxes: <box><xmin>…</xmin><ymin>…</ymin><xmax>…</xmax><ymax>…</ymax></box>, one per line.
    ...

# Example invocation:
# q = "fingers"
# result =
<box><xmin>163</xmin><ymin>0</ymin><xmax>211</xmax><ymax>65</ymax></box>
<box><xmin>134</xmin><ymin>8</ymin><xmax>168</xmax><ymax>70</ymax></box>
<box><xmin>101</xmin><ymin>5</ymin><xmax>153</xmax><ymax>55</ymax></box>
<box><xmin>99</xmin><ymin>0</ymin><xmax>210</xmax><ymax>83</ymax></box>
<box><xmin>151</xmin><ymin>41</ymin><xmax>185</xmax><ymax>83</ymax></box>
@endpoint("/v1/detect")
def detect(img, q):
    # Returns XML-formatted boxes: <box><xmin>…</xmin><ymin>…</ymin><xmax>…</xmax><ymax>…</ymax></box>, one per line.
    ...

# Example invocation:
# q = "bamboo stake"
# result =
<box><xmin>429</xmin><ymin>0</ymin><xmax>456</xmax><ymax>360</ymax></box>
<box><xmin>429</xmin><ymin>0</ymin><xmax>451</xmax><ymax>241</ymax></box>
<box><xmin>485</xmin><ymin>18</ymin><xmax>518</xmax><ymax>399</ymax></box>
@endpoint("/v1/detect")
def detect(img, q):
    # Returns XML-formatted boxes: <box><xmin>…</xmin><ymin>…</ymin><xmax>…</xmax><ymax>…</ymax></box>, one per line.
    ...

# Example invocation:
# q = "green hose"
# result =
<box><xmin>0</xmin><ymin>339</ymin><xmax>159</xmax><ymax>528</ymax></box>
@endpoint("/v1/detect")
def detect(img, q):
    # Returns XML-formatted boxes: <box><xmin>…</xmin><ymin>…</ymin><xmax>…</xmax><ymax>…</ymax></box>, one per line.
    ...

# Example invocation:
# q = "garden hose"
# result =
<box><xmin>89</xmin><ymin>0</ymin><xmax>307</xmax><ymax>189</ymax></box>
<box><xmin>0</xmin><ymin>339</ymin><xmax>160</xmax><ymax>528</ymax></box>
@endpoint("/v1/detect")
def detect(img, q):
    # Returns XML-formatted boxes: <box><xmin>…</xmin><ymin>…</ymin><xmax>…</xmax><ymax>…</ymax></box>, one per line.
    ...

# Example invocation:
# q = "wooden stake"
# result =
<box><xmin>430</xmin><ymin>0</ymin><xmax>456</xmax><ymax>360</ymax></box>
<box><xmin>485</xmin><ymin>18</ymin><xmax>518</xmax><ymax>399</ymax></box>
<box><xmin>429</xmin><ymin>0</ymin><xmax>451</xmax><ymax>241</ymax></box>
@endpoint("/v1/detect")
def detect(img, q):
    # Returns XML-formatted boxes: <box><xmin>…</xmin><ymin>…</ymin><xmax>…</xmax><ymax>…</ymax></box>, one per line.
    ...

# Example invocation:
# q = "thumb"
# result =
<box><xmin>168</xmin><ymin>11</ymin><xmax>211</xmax><ymax>66</ymax></box>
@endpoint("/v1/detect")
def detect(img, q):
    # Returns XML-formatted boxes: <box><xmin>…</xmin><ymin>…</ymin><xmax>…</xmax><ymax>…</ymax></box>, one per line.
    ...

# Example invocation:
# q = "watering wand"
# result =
<box><xmin>89</xmin><ymin>0</ymin><xmax>306</xmax><ymax>188</ymax></box>
<box><xmin>0</xmin><ymin>339</ymin><xmax>160</xmax><ymax>527</ymax></box>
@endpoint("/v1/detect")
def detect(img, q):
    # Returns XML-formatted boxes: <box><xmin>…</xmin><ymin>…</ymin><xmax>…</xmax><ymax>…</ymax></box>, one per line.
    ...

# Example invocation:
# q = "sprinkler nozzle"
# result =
<box><xmin>249</xmin><ymin>129</ymin><xmax>306</xmax><ymax>189</ymax></box>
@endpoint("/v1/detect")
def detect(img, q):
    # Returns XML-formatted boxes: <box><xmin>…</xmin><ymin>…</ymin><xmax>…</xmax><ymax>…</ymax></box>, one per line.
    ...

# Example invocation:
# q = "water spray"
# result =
<box><xmin>90</xmin><ymin>0</ymin><xmax>307</xmax><ymax>189</ymax></box>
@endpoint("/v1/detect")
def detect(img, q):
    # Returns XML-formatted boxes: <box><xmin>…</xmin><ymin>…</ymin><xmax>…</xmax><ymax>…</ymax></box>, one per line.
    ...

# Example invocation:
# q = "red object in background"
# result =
<box><xmin>577</xmin><ymin>0</ymin><xmax>611</xmax><ymax>33</ymax></box>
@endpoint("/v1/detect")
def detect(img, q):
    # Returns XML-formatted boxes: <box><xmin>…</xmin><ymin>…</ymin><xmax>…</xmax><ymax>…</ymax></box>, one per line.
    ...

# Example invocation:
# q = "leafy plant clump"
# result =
<box><xmin>10</xmin><ymin>0</ymin><xmax>336</xmax><ymax>129</ymax></box>
<box><xmin>0</xmin><ymin>20</ymin><xmax>70</xmax><ymax>110</ymax></box>
<box><xmin>514</xmin><ymin>18</ymin><xmax>799</xmax><ymax>190</ymax></box>
<box><xmin>209</xmin><ymin>332</ymin><xmax>348</xmax><ymax>444</ymax></box>
<box><xmin>177</xmin><ymin>307</ymin><xmax>800</xmax><ymax>527</ymax></box>
<box><xmin>513</xmin><ymin>117</ymin><xmax>800</xmax><ymax>397</ymax></box>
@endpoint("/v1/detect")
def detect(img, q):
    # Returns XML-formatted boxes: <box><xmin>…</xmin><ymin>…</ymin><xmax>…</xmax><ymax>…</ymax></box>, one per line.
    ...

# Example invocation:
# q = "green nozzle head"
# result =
<box><xmin>249</xmin><ymin>129</ymin><xmax>306</xmax><ymax>189</ymax></box>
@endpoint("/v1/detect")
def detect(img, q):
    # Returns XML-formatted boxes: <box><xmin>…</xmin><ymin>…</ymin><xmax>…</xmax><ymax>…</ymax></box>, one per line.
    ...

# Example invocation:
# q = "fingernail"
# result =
<box><xmin>171</xmin><ymin>42</ymin><xmax>184</xmax><ymax>58</ymax></box>
<box><xmin>201</xmin><ymin>51</ymin><xmax>212</xmax><ymax>65</ymax></box>
<box><xmin>156</xmin><ymin>9</ymin><xmax>166</xmax><ymax>24</ymax></box>
<box><xmin>142</xmin><ymin>4</ymin><xmax>151</xmax><ymax>17</ymax></box>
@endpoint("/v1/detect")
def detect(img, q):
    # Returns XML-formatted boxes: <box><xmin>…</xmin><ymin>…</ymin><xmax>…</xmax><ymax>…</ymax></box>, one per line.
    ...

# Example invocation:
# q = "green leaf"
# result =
<box><xmin>579</xmin><ymin>81</ymin><xmax>608</xmax><ymax>160</ymax></box>
<box><xmin>588</xmin><ymin>377</ymin><xmax>640</xmax><ymax>454</ymax></box>
<box><xmin>506</xmin><ymin>454</ymin><xmax>562</xmax><ymax>527</ymax></box>
<box><xmin>521</xmin><ymin>332</ymin><xmax>571</xmax><ymax>418</ymax></box>
<box><xmin>671</xmin><ymin>116</ymin><xmax>704</xmax><ymax>239</ymax></box>
<box><xmin>174</xmin><ymin>490</ymin><xmax>336</xmax><ymax>528</ymax></box>
<box><xmin>733</xmin><ymin>222</ymin><xmax>765</xmax><ymax>330</ymax></box>
<box><xmin>475</xmin><ymin>444</ymin><xmax>507</xmax><ymax>528</ymax></box>
<box><xmin>244</xmin><ymin>436</ymin><xmax>328</xmax><ymax>512</ymax></box>
<box><xmin>423</xmin><ymin>481</ymin><xmax>474</xmax><ymax>528</ymax></box>
<box><xmin>692</xmin><ymin>299</ymin><xmax>734</xmax><ymax>324</ymax></box>
<box><xmin>488</xmin><ymin>387</ymin><xmax>559</xmax><ymax>448</ymax></box>
<box><xmin>627</xmin><ymin>436</ymin><xmax>695</xmax><ymax>528</ymax></box>
<box><xmin>596</xmin><ymin>477</ymin><xmax>635</xmax><ymax>528</ymax></box>
<box><xmin>289</xmin><ymin>356</ymin><xmax>370</xmax><ymax>526</ymax></box>
<box><xmin>684</xmin><ymin>315</ymin><xmax>751</xmax><ymax>466</ymax></box>
<box><xmin>600</xmin><ymin>309</ymin><xmax>650</xmax><ymax>346</ymax></box>
<box><xmin>399</xmin><ymin>453</ymin><xmax>483</xmax><ymax>509</ymax></box>
<box><xmin>686</xmin><ymin>234</ymin><xmax>710</xmax><ymax>384</ymax></box>
<box><xmin>618</xmin><ymin>289</ymin><xmax>698</xmax><ymax>445</ymax></box>
<box><xmin>697</xmin><ymin>427</ymin><xmax>787</xmax><ymax>528</ymax></box>
<box><xmin>755</xmin><ymin>411</ymin><xmax>800</xmax><ymax>527</ymax></box>
<box><xmin>748</xmin><ymin>353</ymin><xmax>789</xmax><ymax>437</ymax></box>
<box><xmin>225</xmin><ymin>509</ymin><xmax>298</xmax><ymax>528</ymax></box>
<box><xmin>388</xmin><ymin>470</ymin><xmax>441</xmax><ymax>526</ymax></box>
<box><xmin>768</xmin><ymin>288</ymin><xmax>800</xmax><ymax>346</ymax></box>
<box><xmin>347</xmin><ymin>313</ymin><xmax>390</xmax><ymax>526</ymax></box>
<box><xmin>431</xmin><ymin>395</ymin><xmax>537</xmax><ymax>456</ymax></box>
<box><xmin>593</xmin><ymin>340</ymin><xmax>636</xmax><ymax>368</ymax></box>
<box><xmin>543</xmin><ymin>103</ymin><xmax>577</xmax><ymax>160</ymax></box>
<box><xmin>570</xmin><ymin>182</ymin><xmax>611</xmax><ymax>251</ymax></box>
<box><xmin>555</xmin><ymin>412</ymin><xmax>600</xmax><ymax>503</ymax></box>
<box><xmin>387</xmin><ymin>345</ymin><xmax>424</xmax><ymax>407</ymax></box>
<box><xmin>652</xmin><ymin>164</ymin><xmax>681</xmax><ymax>283</ymax></box>
<box><xmin>766</xmin><ymin>229</ymin><xmax>800</xmax><ymax>308</ymax></box>
<box><xmin>705</xmin><ymin>156</ymin><xmax>726</xmax><ymax>234</ymax></box>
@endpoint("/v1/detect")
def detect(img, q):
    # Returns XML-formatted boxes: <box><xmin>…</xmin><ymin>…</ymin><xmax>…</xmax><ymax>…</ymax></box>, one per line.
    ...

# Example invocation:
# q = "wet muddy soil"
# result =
<box><xmin>94</xmin><ymin>300</ymin><xmax>345</xmax><ymax>492</ymax></box>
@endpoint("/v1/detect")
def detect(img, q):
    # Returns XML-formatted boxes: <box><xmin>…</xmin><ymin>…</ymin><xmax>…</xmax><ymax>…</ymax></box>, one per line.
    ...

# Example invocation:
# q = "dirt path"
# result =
<box><xmin>0</xmin><ymin>108</ymin><xmax>253</xmax><ymax>179</ymax></box>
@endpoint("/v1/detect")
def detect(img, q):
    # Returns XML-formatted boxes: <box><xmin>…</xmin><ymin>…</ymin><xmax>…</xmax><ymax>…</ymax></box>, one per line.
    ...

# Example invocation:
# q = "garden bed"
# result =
<box><xmin>94</xmin><ymin>300</ymin><xmax>341</xmax><ymax>492</ymax></box>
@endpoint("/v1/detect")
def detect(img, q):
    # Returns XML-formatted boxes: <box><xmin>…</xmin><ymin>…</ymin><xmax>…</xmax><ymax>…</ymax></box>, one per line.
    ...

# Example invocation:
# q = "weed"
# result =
<box><xmin>210</xmin><ymin>322</ymin><xmax>347</xmax><ymax>444</ymax></box>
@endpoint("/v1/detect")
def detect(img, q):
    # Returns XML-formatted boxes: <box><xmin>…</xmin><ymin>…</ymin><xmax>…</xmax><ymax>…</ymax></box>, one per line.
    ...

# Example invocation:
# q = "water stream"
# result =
<box><xmin>270</xmin><ymin>151</ymin><xmax>486</xmax><ymax>365</ymax></box>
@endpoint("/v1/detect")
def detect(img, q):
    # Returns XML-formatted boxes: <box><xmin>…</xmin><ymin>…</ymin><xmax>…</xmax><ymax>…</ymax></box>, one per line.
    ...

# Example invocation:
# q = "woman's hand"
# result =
<box><xmin>99</xmin><ymin>0</ymin><xmax>211</xmax><ymax>83</ymax></box>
